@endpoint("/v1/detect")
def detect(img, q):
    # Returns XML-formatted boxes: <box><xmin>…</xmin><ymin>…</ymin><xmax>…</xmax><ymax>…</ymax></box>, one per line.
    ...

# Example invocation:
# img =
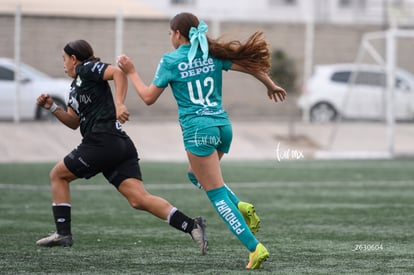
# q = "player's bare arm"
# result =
<box><xmin>36</xmin><ymin>93</ymin><xmax>79</xmax><ymax>129</ymax></box>
<box><xmin>103</xmin><ymin>65</ymin><xmax>130</xmax><ymax>123</ymax></box>
<box><xmin>230</xmin><ymin>63</ymin><xmax>286</xmax><ymax>102</ymax></box>
<box><xmin>117</xmin><ymin>54</ymin><xmax>164</xmax><ymax>105</ymax></box>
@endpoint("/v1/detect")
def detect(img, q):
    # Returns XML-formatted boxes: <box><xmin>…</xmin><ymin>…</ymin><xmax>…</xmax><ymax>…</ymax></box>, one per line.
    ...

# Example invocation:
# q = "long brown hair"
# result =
<box><xmin>170</xmin><ymin>12</ymin><xmax>271</xmax><ymax>73</ymax></box>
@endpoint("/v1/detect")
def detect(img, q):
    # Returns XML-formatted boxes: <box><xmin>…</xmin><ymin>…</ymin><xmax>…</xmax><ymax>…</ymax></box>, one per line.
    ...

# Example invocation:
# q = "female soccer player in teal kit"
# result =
<box><xmin>117</xmin><ymin>12</ymin><xmax>286</xmax><ymax>269</ymax></box>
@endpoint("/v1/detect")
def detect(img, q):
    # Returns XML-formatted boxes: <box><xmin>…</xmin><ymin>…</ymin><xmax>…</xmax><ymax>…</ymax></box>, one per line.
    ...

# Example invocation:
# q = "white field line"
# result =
<box><xmin>0</xmin><ymin>180</ymin><xmax>413</xmax><ymax>191</ymax></box>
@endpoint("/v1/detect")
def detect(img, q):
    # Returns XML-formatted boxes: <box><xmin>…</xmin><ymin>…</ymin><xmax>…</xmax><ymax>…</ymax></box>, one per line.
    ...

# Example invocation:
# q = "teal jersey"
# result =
<box><xmin>153</xmin><ymin>44</ymin><xmax>232</xmax><ymax>130</ymax></box>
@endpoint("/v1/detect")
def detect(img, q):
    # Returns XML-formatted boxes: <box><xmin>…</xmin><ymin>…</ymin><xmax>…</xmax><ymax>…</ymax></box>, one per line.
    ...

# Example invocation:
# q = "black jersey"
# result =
<box><xmin>68</xmin><ymin>60</ymin><xmax>124</xmax><ymax>137</ymax></box>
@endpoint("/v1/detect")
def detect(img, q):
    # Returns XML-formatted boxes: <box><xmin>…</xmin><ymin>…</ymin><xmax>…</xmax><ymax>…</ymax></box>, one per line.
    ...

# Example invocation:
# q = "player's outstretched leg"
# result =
<box><xmin>188</xmin><ymin>171</ymin><xmax>260</xmax><ymax>234</ymax></box>
<box><xmin>206</xmin><ymin>186</ymin><xmax>269</xmax><ymax>269</ymax></box>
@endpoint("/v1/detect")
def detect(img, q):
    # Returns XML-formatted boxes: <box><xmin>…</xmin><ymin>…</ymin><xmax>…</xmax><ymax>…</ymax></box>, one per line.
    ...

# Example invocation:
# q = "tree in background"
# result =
<box><xmin>270</xmin><ymin>49</ymin><xmax>297</xmax><ymax>138</ymax></box>
<box><xmin>270</xmin><ymin>49</ymin><xmax>297</xmax><ymax>94</ymax></box>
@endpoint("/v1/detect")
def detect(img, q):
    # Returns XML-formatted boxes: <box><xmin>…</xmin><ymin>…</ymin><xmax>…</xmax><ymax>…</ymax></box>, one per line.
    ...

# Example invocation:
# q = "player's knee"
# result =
<box><xmin>49</xmin><ymin>166</ymin><xmax>61</xmax><ymax>183</ymax></box>
<box><xmin>49</xmin><ymin>161</ymin><xmax>75</xmax><ymax>184</ymax></box>
<box><xmin>128</xmin><ymin>195</ymin><xmax>149</xmax><ymax>210</ymax></box>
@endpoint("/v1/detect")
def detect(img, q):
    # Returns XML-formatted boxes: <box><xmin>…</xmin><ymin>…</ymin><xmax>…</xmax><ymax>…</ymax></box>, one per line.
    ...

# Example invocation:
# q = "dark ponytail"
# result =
<box><xmin>63</xmin><ymin>39</ymin><xmax>100</xmax><ymax>62</ymax></box>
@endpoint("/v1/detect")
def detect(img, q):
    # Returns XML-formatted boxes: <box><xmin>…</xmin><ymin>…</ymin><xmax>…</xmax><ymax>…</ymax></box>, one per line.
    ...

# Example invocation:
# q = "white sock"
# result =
<box><xmin>166</xmin><ymin>207</ymin><xmax>178</xmax><ymax>223</ymax></box>
<box><xmin>52</xmin><ymin>203</ymin><xmax>72</xmax><ymax>207</ymax></box>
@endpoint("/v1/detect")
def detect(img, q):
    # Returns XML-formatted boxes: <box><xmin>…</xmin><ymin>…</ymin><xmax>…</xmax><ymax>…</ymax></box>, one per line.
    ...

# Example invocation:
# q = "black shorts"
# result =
<box><xmin>64</xmin><ymin>132</ymin><xmax>142</xmax><ymax>188</ymax></box>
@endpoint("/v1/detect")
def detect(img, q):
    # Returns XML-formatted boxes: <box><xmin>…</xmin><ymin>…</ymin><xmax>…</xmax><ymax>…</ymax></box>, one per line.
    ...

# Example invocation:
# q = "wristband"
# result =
<box><xmin>49</xmin><ymin>102</ymin><xmax>58</xmax><ymax>113</ymax></box>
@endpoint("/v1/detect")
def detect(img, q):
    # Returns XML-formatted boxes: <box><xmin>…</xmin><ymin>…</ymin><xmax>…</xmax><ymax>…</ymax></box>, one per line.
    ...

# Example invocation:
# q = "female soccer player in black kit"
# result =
<box><xmin>35</xmin><ymin>39</ymin><xmax>207</xmax><ymax>255</ymax></box>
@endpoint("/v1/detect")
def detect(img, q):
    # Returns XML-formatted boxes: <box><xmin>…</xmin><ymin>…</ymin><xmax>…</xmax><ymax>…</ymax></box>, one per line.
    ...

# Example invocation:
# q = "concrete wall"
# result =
<box><xmin>1</xmin><ymin>15</ymin><xmax>412</xmax><ymax>120</ymax></box>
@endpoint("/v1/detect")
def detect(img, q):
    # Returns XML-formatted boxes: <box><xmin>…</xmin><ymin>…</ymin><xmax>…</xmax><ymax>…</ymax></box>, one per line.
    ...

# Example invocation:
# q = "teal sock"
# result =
<box><xmin>206</xmin><ymin>186</ymin><xmax>259</xmax><ymax>251</ymax></box>
<box><xmin>188</xmin><ymin>172</ymin><xmax>241</xmax><ymax>206</ymax></box>
<box><xmin>187</xmin><ymin>172</ymin><xmax>204</xmax><ymax>190</ymax></box>
<box><xmin>224</xmin><ymin>184</ymin><xmax>241</xmax><ymax>206</ymax></box>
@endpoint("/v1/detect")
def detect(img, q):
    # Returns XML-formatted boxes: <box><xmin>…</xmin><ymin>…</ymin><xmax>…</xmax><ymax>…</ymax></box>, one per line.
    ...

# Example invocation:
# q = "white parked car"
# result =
<box><xmin>298</xmin><ymin>63</ymin><xmax>414</xmax><ymax>122</ymax></box>
<box><xmin>0</xmin><ymin>58</ymin><xmax>70</xmax><ymax>121</ymax></box>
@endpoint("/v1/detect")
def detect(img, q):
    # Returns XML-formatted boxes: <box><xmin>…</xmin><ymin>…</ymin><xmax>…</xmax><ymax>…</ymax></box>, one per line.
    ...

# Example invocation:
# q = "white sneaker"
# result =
<box><xmin>36</xmin><ymin>232</ymin><xmax>73</xmax><ymax>247</ymax></box>
<box><xmin>190</xmin><ymin>216</ymin><xmax>208</xmax><ymax>255</ymax></box>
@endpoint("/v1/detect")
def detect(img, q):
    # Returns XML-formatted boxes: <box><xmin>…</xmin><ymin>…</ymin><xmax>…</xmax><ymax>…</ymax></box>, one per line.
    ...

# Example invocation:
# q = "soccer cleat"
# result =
<box><xmin>246</xmin><ymin>243</ymin><xmax>269</xmax><ymax>269</ymax></box>
<box><xmin>190</xmin><ymin>216</ymin><xmax>208</xmax><ymax>255</ymax></box>
<box><xmin>238</xmin><ymin>202</ymin><xmax>261</xmax><ymax>235</ymax></box>
<box><xmin>36</xmin><ymin>232</ymin><xmax>73</xmax><ymax>247</ymax></box>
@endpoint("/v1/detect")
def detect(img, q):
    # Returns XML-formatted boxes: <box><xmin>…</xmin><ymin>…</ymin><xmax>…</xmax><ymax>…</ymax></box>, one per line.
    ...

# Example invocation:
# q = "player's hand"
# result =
<box><xmin>36</xmin><ymin>93</ymin><xmax>54</xmax><ymax>109</ymax></box>
<box><xmin>116</xmin><ymin>103</ymin><xmax>130</xmax><ymax>124</ymax></box>
<box><xmin>268</xmin><ymin>85</ymin><xmax>287</xmax><ymax>102</ymax></box>
<box><xmin>117</xmin><ymin>54</ymin><xmax>135</xmax><ymax>75</ymax></box>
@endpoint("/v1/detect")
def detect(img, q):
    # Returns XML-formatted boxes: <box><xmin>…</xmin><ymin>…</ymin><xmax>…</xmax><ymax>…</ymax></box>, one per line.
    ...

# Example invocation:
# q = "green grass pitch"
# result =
<box><xmin>1</xmin><ymin>160</ymin><xmax>413</xmax><ymax>274</ymax></box>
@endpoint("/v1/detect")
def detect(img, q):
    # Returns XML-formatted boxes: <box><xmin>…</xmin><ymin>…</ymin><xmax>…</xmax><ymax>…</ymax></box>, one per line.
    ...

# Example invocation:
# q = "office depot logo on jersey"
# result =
<box><xmin>178</xmin><ymin>57</ymin><xmax>215</xmax><ymax>79</ymax></box>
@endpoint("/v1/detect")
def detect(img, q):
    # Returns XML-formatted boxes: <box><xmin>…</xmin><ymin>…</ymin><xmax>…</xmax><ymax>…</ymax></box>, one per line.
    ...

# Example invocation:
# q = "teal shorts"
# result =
<box><xmin>183</xmin><ymin>124</ymin><xmax>233</xmax><ymax>157</ymax></box>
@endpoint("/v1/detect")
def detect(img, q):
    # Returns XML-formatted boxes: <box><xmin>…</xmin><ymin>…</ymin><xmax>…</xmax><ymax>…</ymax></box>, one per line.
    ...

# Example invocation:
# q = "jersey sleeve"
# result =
<box><xmin>152</xmin><ymin>56</ymin><xmax>171</xmax><ymax>88</ymax></box>
<box><xmin>222</xmin><ymin>59</ymin><xmax>233</xmax><ymax>71</ymax></box>
<box><xmin>76</xmin><ymin>61</ymin><xmax>109</xmax><ymax>82</ymax></box>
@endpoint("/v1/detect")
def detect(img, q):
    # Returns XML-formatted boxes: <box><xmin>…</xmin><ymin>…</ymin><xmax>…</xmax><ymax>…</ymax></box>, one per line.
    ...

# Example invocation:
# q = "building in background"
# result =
<box><xmin>1</xmin><ymin>0</ymin><xmax>413</xmax><ymax>120</ymax></box>
<box><xmin>139</xmin><ymin>0</ymin><xmax>414</xmax><ymax>27</ymax></box>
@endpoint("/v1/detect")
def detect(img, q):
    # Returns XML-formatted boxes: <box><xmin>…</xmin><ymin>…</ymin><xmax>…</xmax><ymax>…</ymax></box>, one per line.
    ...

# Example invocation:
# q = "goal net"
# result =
<box><xmin>316</xmin><ymin>5</ymin><xmax>414</xmax><ymax>159</ymax></box>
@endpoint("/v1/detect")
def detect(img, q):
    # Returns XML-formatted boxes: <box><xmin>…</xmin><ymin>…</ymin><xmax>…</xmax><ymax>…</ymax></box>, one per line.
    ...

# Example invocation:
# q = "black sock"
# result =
<box><xmin>52</xmin><ymin>205</ymin><xmax>71</xmax><ymax>236</ymax></box>
<box><xmin>169</xmin><ymin>210</ymin><xmax>195</xmax><ymax>233</ymax></box>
